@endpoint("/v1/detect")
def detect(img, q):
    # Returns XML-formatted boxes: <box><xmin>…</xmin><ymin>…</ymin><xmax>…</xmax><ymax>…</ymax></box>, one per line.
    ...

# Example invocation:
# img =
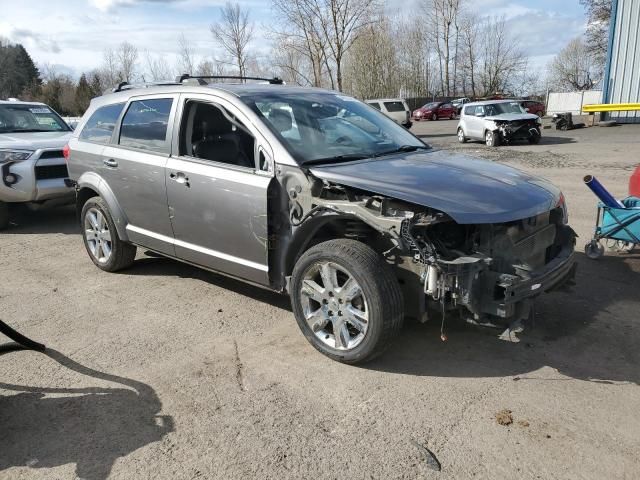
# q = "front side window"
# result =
<box><xmin>383</xmin><ymin>101</ymin><xmax>405</xmax><ymax>112</ymax></box>
<box><xmin>119</xmin><ymin>98</ymin><xmax>173</xmax><ymax>153</ymax></box>
<box><xmin>179</xmin><ymin>100</ymin><xmax>255</xmax><ymax>169</ymax></box>
<box><xmin>79</xmin><ymin>103</ymin><xmax>125</xmax><ymax>144</ymax></box>
<box><xmin>241</xmin><ymin>92</ymin><xmax>426</xmax><ymax>165</ymax></box>
<box><xmin>0</xmin><ymin>104</ymin><xmax>70</xmax><ymax>133</ymax></box>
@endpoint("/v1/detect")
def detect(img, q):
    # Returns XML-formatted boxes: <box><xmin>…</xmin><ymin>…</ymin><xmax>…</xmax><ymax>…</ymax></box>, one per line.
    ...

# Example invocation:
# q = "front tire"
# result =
<box><xmin>290</xmin><ymin>239</ymin><xmax>403</xmax><ymax>364</ymax></box>
<box><xmin>431</xmin><ymin>113</ymin><xmax>438</xmax><ymax>121</ymax></box>
<box><xmin>81</xmin><ymin>196</ymin><xmax>136</xmax><ymax>272</ymax></box>
<box><xmin>485</xmin><ymin>130</ymin><xmax>500</xmax><ymax>147</ymax></box>
<box><xmin>0</xmin><ymin>201</ymin><xmax>8</xmax><ymax>230</ymax></box>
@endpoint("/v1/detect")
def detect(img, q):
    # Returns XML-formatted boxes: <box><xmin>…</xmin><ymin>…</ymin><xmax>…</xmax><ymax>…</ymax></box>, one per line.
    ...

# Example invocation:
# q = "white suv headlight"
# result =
<box><xmin>0</xmin><ymin>149</ymin><xmax>33</xmax><ymax>163</ymax></box>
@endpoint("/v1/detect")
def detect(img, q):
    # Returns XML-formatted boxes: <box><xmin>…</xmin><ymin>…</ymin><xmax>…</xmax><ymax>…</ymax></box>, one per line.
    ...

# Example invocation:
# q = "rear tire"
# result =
<box><xmin>81</xmin><ymin>196</ymin><xmax>136</xmax><ymax>272</ymax></box>
<box><xmin>457</xmin><ymin>128</ymin><xmax>467</xmax><ymax>143</ymax></box>
<box><xmin>290</xmin><ymin>239</ymin><xmax>404</xmax><ymax>364</ymax></box>
<box><xmin>431</xmin><ymin>113</ymin><xmax>438</xmax><ymax>121</ymax></box>
<box><xmin>0</xmin><ymin>201</ymin><xmax>8</xmax><ymax>230</ymax></box>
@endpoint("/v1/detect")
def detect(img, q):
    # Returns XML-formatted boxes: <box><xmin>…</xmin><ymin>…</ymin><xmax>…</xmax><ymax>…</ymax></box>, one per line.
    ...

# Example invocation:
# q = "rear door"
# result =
<box><xmin>165</xmin><ymin>93</ymin><xmax>273</xmax><ymax>285</ymax></box>
<box><xmin>464</xmin><ymin>105</ymin><xmax>482</xmax><ymax>138</ymax></box>
<box><xmin>100</xmin><ymin>94</ymin><xmax>178</xmax><ymax>255</ymax></box>
<box><xmin>382</xmin><ymin>101</ymin><xmax>406</xmax><ymax>124</ymax></box>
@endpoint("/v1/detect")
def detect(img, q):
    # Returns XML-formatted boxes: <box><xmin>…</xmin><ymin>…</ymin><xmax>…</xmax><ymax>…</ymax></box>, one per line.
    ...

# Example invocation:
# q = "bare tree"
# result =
<box><xmin>144</xmin><ymin>50</ymin><xmax>173</xmax><ymax>81</ymax></box>
<box><xmin>459</xmin><ymin>13</ymin><xmax>479</xmax><ymax>96</ymax></box>
<box><xmin>271</xmin><ymin>0</ymin><xmax>332</xmax><ymax>88</ymax></box>
<box><xmin>210</xmin><ymin>2</ymin><xmax>254</xmax><ymax>77</ymax></box>
<box><xmin>196</xmin><ymin>58</ymin><xmax>227</xmax><ymax>76</ymax></box>
<box><xmin>309</xmin><ymin>0</ymin><xmax>382</xmax><ymax>91</ymax></box>
<box><xmin>424</xmin><ymin>0</ymin><xmax>463</xmax><ymax>97</ymax></box>
<box><xmin>548</xmin><ymin>37</ymin><xmax>598</xmax><ymax>91</ymax></box>
<box><xmin>580</xmin><ymin>0</ymin><xmax>612</xmax><ymax>71</ymax></box>
<box><xmin>344</xmin><ymin>21</ymin><xmax>397</xmax><ymax>98</ymax></box>
<box><xmin>116</xmin><ymin>42</ymin><xmax>139</xmax><ymax>83</ymax></box>
<box><xmin>177</xmin><ymin>33</ymin><xmax>196</xmax><ymax>75</ymax></box>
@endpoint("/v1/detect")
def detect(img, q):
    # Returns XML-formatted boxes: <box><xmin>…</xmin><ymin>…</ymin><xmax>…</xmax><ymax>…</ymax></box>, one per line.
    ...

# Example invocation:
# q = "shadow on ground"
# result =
<box><xmin>364</xmin><ymin>252</ymin><xmax>640</xmax><ymax>384</ymax></box>
<box><xmin>122</xmin><ymin>249</ymin><xmax>640</xmax><ymax>385</ymax></box>
<box><xmin>0</xmin><ymin>349</ymin><xmax>173</xmax><ymax>480</ymax></box>
<box><xmin>4</xmin><ymin>204</ymin><xmax>77</xmax><ymax>235</ymax></box>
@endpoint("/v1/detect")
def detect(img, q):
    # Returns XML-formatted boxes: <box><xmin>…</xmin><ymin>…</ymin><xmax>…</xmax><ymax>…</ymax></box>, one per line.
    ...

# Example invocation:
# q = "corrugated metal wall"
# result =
<box><xmin>604</xmin><ymin>0</ymin><xmax>640</xmax><ymax>123</ymax></box>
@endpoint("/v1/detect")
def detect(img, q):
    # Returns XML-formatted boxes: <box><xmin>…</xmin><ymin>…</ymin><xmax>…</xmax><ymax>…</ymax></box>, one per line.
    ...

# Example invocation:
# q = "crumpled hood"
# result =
<box><xmin>309</xmin><ymin>150</ymin><xmax>561</xmax><ymax>224</ymax></box>
<box><xmin>0</xmin><ymin>131</ymin><xmax>72</xmax><ymax>151</ymax></box>
<box><xmin>485</xmin><ymin>113</ymin><xmax>540</xmax><ymax>122</ymax></box>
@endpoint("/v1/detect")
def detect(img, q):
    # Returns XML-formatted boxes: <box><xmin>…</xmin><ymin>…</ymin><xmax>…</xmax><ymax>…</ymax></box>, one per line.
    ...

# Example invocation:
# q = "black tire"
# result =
<box><xmin>290</xmin><ymin>239</ymin><xmax>403</xmax><ymax>364</ymax></box>
<box><xmin>0</xmin><ymin>201</ymin><xmax>8</xmax><ymax>230</ymax></box>
<box><xmin>431</xmin><ymin>113</ymin><xmax>438</xmax><ymax>121</ymax></box>
<box><xmin>457</xmin><ymin>127</ymin><xmax>467</xmax><ymax>143</ymax></box>
<box><xmin>528</xmin><ymin>133</ymin><xmax>541</xmax><ymax>144</ymax></box>
<box><xmin>485</xmin><ymin>129</ymin><xmax>500</xmax><ymax>147</ymax></box>
<box><xmin>81</xmin><ymin>196</ymin><xmax>136</xmax><ymax>272</ymax></box>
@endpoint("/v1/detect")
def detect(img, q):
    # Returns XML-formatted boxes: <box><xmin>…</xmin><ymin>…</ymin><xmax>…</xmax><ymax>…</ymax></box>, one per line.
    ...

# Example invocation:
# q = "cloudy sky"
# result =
<box><xmin>0</xmin><ymin>0</ymin><xmax>587</xmax><ymax>79</ymax></box>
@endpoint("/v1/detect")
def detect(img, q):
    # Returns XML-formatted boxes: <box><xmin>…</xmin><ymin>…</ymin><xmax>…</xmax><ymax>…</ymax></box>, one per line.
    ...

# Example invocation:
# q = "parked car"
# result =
<box><xmin>67</xmin><ymin>78</ymin><xmax>575</xmax><ymax>364</ymax></box>
<box><xmin>365</xmin><ymin>98</ymin><xmax>412</xmax><ymax>128</ymax></box>
<box><xmin>451</xmin><ymin>97</ymin><xmax>472</xmax><ymax>114</ymax></box>
<box><xmin>0</xmin><ymin>99</ymin><xmax>74</xmax><ymax>229</ymax></box>
<box><xmin>412</xmin><ymin>102</ymin><xmax>457</xmax><ymax>121</ymax></box>
<box><xmin>457</xmin><ymin>100</ymin><xmax>542</xmax><ymax>147</ymax></box>
<box><xmin>516</xmin><ymin>100</ymin><xmax>545</xmax><ymax>117</ymax></box>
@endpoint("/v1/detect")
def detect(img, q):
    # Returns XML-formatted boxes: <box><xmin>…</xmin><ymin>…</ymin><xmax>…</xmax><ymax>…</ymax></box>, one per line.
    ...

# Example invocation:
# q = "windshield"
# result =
<box><xmin>485</xmin><ymin>102</ymin><xmax>526</xmax><ymax>116</ymax></box>
<box><xmin>240</xmin><ymin>92</ymin><xmax>426</xmax><ymax>165</ymax></box>
<box><xmin>0</xmin><ymin>104</ymin><xmax>70</xmax><ymax>133</ymax></box>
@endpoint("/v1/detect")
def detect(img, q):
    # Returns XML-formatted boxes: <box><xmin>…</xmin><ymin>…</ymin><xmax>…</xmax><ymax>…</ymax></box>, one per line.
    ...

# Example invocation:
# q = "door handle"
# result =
<box><xmin>169</xmin><ymin>172</ymin><xmax>190</xmax><ymax>187</ymax></box>
<box><xmin>103</xmin><ymin>158</ymin><xmax>118</xmax><ymax>168</ymax></box>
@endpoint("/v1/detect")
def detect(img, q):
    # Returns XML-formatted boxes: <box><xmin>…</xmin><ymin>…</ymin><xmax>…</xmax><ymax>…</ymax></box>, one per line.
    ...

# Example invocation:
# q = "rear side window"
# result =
<box><xmin>119</xmin><ymin>98</ymin><xmax>173</xmax><ymax>153</ymax></box>
<box><xmin>79</xmin><ymin>103</ymin><xmax>125</xmax><ymax>144</ymax></box>
<box><xmin>368</xmin><ymin>102</ymin><xmax>381</xmax><ymax>110</ymax></box>
<box><xmin>463</xmin><ymin>106</ymin><xmax>475</xmax><ymax>116</ymax></box>
<box><xmin>383</xmin><ymin>101</ymin><xmax>405</xmax><ymax>112</ymax></box>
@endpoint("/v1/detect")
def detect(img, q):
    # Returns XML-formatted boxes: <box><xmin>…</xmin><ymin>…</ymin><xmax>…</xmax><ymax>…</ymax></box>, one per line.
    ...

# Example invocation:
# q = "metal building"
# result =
<box><xmin>603</xmin><ymin>0</ymin><xmax>640</xmax><ymax>123</ymax></box>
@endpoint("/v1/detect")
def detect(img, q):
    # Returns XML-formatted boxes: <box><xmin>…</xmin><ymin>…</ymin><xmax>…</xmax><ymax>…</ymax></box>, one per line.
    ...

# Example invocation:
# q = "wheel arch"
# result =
<box><xmin>283</xmin><ymin>213</ymin><xmax>389</xmax><ymax>280</ymax></box>
<box><xmin>76</xmin><ymin>172</ymin><xmax>130</xmax><ymax>241</ymax></box>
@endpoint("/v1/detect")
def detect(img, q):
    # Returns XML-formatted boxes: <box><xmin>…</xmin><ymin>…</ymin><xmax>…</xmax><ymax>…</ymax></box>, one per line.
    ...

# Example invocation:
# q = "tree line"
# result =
<box><xmin>1</xmin><ymin>0</ymin><xmax>611</xmax><ymax>117</ymax></box>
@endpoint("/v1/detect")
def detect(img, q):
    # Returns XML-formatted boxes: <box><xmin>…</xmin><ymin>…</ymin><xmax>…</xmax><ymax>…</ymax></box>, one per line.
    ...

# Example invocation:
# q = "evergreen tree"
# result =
<box><xmin>0</xmin><ymin>40</ymin><xmax>41</xmax><ymax>98</ymax></box>
<box><xmin>75</xmin><ymin>73</ymin><xmax>92</xmax><ymax>114</ymax></box>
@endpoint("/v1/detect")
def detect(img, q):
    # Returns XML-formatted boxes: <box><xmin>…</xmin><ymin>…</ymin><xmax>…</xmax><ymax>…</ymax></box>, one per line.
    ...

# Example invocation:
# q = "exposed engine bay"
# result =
<box><xmin>491</xmin><ymin>118</ymin><xmax>541</xmax><ymax>144</ymax></box>
<box><xmin>284</xmin><ymin>175</ymin><xmax>577</xmax><ymax>339</ymax></box>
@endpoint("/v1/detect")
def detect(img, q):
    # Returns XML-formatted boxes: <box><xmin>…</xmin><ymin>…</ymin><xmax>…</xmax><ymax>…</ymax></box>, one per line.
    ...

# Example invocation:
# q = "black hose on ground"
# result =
<box><xmin>0</xmin><ymin>319</ymin><xmax>46</xmax><ymax>351</ymax></box>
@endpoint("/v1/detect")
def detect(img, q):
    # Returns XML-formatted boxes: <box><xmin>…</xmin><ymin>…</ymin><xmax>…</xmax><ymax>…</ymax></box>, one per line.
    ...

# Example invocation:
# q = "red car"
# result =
<box><xmin>412</xmin><ymin>102</ymin><xmax>457</xmax><ymax>121</ymax></box>
<box><xmin>518</xmin><ymin>100</ymin><xmax>545</xmax><ymax>117</ymax></box>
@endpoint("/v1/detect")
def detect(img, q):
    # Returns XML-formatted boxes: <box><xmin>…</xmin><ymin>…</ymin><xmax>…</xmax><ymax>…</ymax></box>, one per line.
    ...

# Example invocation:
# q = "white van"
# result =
<box><xmin>365</xmin><ymin>98</ymin><xmax>412</xmax><ymax>129</ymax></box>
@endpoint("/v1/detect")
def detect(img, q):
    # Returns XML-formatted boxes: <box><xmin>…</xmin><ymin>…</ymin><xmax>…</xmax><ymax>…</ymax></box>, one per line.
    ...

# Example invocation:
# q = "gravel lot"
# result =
<box><xmin>1</xmin><ymin>120</ymin><xmax>639</xmax><ymax>480</ymax></box>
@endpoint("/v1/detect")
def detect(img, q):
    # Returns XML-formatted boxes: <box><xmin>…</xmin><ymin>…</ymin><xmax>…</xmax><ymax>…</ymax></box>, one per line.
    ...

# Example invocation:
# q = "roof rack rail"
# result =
<box><xmin>175</xmin><ymin>74</ymin><xmax>284</xmax><ymax>85</ymax></box>
<box><xmin>112</xmin><ymin>81</ymin><xmax>181</xmax><ymax>93</ymax></box>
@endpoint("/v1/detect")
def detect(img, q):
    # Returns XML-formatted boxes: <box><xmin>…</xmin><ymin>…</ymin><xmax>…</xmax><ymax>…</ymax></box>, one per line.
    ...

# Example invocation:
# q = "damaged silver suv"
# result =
<box><xmin>67</xmin><ymin>77</ymin><xmax>576</xmax><ymax>364</ymax></box>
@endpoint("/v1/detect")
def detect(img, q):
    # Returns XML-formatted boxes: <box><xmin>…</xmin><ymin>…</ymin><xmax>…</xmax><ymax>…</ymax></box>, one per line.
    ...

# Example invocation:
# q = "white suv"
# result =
<box><xmin>365</xmin><ymin>98</ymin><xmax>412</xmax><ymax>128</ymax></box>
<box><xmin>0</xmin><ymin>100</ymin><xmax>74</xmax><ymax>229</ymax></box>
<box><xmin>457</xmin><ymin>100</ymin><xmax>542</xmax><ymax>147</ymax></box>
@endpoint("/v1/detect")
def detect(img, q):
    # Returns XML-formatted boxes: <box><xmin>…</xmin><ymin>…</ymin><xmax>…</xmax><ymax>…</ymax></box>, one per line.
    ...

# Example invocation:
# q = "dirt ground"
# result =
<box><xmin>1</xmin><ymin>120</ymin><xmax>639</xmax><ymax>480</ymax></box>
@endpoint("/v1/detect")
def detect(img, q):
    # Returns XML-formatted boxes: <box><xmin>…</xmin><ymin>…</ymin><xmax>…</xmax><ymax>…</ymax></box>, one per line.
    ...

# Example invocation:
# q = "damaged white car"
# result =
<box><xmin>67</xmin><ymin>78</ymin><xmax>576</xmax><ymax>364</ymax></box>
<box><xmin>457</xmin><ymin>100</ymin><xmax>543</xmax><ymax>147</ymax></box>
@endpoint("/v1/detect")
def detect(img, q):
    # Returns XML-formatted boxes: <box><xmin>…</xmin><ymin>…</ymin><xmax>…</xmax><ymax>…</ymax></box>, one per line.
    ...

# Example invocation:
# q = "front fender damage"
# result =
<box><xmin>276</xmin><ymin>169</ymin><xmax>576</xmax><ymax>342</ymax></box>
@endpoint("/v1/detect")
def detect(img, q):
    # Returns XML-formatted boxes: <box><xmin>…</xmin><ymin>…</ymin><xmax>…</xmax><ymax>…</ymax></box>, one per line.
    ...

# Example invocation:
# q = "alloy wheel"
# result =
<box><xmin>84</xmin><ymin>207</ymin><xmax>113</xmax><ymax>264</ymax></box>
<box><xmin>299</xmin><ymin>261</ymin><xmax>369</xmax><ymax>351</ymax></box>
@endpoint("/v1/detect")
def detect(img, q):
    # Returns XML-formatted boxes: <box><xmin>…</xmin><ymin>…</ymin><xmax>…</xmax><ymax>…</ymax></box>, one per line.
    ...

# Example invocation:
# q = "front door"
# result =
<box><xmin>165</xmin><ymin>94</ymin><xmax>273</xmax><ymax>285</ymax></box>
<box><xmin>101</xmin><ymin>95</ymin><xmax>178</xmax><ymax>255</ymax></box>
